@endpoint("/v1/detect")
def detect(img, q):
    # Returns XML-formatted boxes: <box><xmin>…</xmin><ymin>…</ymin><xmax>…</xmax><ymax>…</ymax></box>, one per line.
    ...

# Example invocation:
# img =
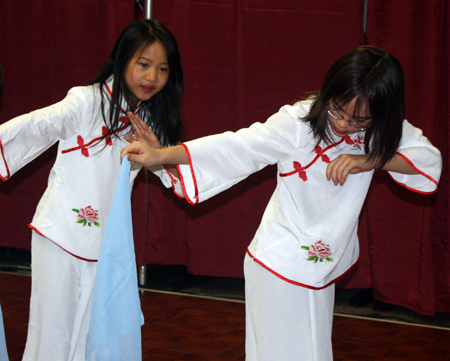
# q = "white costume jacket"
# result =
<box><xmin>0</xmin><ymin>80</ymin><xmax>173</xmax><ymax>261</ymax></box>
<box><xmin>175</xmin><ymin>100</ymin><xmax>442</xmax><ymax>289</ymax></box>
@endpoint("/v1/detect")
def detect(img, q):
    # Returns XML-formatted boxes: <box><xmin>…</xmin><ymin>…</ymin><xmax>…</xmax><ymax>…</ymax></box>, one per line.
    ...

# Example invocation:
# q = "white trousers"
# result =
<box><xmin>244</xmin><ymin>253</ymin><xmax>335</xmax><ymax>361</ymax></box>
<box><xmin>22</xmin><ymin>232</ymin><xmax>97</xmax><ymax>361</ymax></box>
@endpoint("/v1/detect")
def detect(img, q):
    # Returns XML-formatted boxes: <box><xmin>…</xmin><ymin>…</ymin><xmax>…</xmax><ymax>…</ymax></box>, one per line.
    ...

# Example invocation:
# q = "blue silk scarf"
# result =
<box><xmin>86</xmin><ymin>158</ymin><xmax>143</xmax><ymax>361</ymax></box>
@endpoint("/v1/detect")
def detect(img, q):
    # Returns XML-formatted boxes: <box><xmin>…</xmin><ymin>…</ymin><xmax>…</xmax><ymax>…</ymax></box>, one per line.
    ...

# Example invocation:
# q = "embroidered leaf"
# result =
<box><xmin>321</xmin><ymin>154</ymin><xmax>331</xmax><ymax>163</ymax></box>
<box><xmin>326</xmin><ymin>257</ymin><xmax>333</xmax><ymax>262</ymax></box>
<box><xmin>102</xmin><ymin>126</ymin><xmax>113</xmax><ymax>146</ymax></box>
<box><xmin>301</xmin><ymin>246</ymin><xmax>310</xmax><ymax>251</ymax></box>
<box><xmin>293</xmin><ymin>161</ymin><xmax>302</xmax><ymax>171</ymax></box>
<box><xmin>72</xmin><ymin>209</ymin><xmax>80</xmax><ymax>213</ymax></box>
<box><xmin>81</xmin><ymin>147</ymin><xmax>89</xmax><ymax>158</ymax></box>
<box><xmin>94</xmin><ymin>221</ymin><xmax>100</xmax><ymax>228</ymax></box>
<box><xmin>77</xmin><ymin>135</ymin><xmax>85</xmax><ymax>147</ymax></box>
<box><xmin>344</xmin><ymin>136</ymin><xmax>353</xmax><ymax>145</ymax></box>
<box><xmin>292</xmin><ymin>161</ymin><xmax>308</xmax><ymax>181</ymax></box>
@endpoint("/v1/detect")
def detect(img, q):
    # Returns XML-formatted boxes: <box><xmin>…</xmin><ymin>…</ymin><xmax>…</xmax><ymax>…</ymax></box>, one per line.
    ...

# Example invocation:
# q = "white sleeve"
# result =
<box><xmin>150</xmin><ymin>165</ymin><xmax>185</xmax><ymax>197</ymax></box>
<box><xmin>0</xmin><ymin>87</ymin><xmax>87</xmax><ymax>180</ymax></box>
<box><xmin>176</xmin><ymin>110</ymin><xmax>303</xmax><ymax>204</ymax></box>
<box><xmin>388</xmin><ymin>120</ymin><xmax>442</xmax><ymax>194</ymax></box>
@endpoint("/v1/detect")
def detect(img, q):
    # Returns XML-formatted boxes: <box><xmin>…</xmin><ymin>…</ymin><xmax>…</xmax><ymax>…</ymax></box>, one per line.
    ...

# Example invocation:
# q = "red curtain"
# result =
<box><xmin>0</xmin><ymin>0</ymin><xmax>448</xmax><ymax>315</ymax></box>
<box><xmin>361</xmin><ymin>0</ymin><xmax>449</xmax><ymax>315</ymax></box>
<box><xmin>0</xmin><ymin>0</ymin><xmax>137</xmax><ymax>251</ymax></box>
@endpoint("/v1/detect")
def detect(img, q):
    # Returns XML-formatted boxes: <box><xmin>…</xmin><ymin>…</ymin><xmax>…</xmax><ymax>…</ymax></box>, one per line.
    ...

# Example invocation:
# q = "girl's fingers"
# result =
<box><xmin>327</xmin><ymin>154</ymin><xmax>374</xmax><ymax>185</ymax></box>
<box><xmin>124</xmin><ymin>135</ymin><xmax>135</xmax><ymax>144</ymax></box>
<box><xmin>121</xmin><ymin>142</ymin><xmax>143</xmax><ymax>160</ymax></box>
<box><xmin>327</xmin><ymin>155</ymin><xmax>351</xmax><ymax>185</ymax></box>
<box><xmin>327</xmin><ymin>157</ymin><xmax>341</xmax><ymax>185</ymax></box>
<box><xmin>121</xmin><ymin>141</ymin><xmax>159</xmax><ymax>168</ymax></box>
<box><xmin>338</xmin><ymin>163</ymin><xmax>352</xmax><ymax>185</ymax></box>
<box><xmin>127</xmin><ymin>111</ymin><xmax>161</xmax><ymax>148</ymax></box>
<box><xmin>127</xmin><ymin>112</ymin><xmax>147</xmax><ymax>131</ymax></box>
<box><xmin>126</xmin><ymin>152</ymin><xmax>144</xmax><ymax>164</ymax></box>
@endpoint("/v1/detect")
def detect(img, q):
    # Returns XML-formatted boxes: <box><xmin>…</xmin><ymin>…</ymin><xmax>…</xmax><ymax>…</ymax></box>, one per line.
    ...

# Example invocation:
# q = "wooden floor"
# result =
<box><xmin>1</xmin><ymin>272</ymin><xmax>450</xmax><ymax>361</ymax></box>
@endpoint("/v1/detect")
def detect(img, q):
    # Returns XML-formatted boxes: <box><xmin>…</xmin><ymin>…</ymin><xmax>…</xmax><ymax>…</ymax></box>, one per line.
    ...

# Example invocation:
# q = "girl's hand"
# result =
<box><xmin>121</xmin><ymin>141</ymin><xmax>161</xmax><ymax>168</ymax></box>
<box><xmin>125</xmin><ymin>112</ymin><xmax>164</xmax><ymax>149</ymax></box>
<box><xmin>326</xmin><ymin>154</ymin><xmax>374</xmax><ymax>185</ymax></box>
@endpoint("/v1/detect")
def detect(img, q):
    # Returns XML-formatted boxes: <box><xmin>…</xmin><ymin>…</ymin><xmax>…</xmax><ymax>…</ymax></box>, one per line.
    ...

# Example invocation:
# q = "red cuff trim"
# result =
<box><xmin>388</xmin><ymin>152</ymin><xmax>439</xmax><ymax>195</ymax></box>
<box><xmin>172</xmin><ymin>184</ymin><xmax>185</xmax><ymax>199</ymax></box>
<box><xmin>178</xmin><ymin>143</ymin><xmax>199</xmax><ymax>205</ymax></box>
<box><xmin>28</xmin><ymin>224</ymin><xmax>98</xmax><ymax>262</ymax></box>
<box><xmin>0</xmin><ymin>140</ymin><xmax>11</xmax><ymax>181</ymax></box>
<box><xmin>246</xmin><ymin>248</ymin><xmax>357</xmax><ymax>290</ymax></box>
<box><xmin>163</xmin><ymin>165</ymin><xmax>185</xmax><ymax>199</ymax></box>
<box><xmin>164</xmin><ymin>165</ymin><xmax>178</xmax><ymax>185</ymax></box>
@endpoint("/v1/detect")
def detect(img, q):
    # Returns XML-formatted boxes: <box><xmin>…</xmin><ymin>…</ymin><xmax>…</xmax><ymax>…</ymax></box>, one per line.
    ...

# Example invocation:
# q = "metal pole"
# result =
<box><xmin>363</xmin><ymin>0</ymin><xmax>369</xmax><ymax>35</ymax></box>
<box><xmin>144</xmin><ymin>0</ymin><xmax>152</xmax><ymax>20</ymax></box>
<box><xmin>139</xmin><ymin>0</ymin><xmax>152</xmax><ymax>287</ymax></box>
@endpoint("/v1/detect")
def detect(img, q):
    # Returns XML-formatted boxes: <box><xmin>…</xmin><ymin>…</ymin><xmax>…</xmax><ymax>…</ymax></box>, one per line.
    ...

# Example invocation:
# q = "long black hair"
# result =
<box><xmin>304</xmin><ymin>45</ymin><xmax>404</xmax><ymax>168</ymax></box>
<box><xmin>89</xmin><ymin>19</ymin><xmax>184</xmax><ymax>146</ymax></box>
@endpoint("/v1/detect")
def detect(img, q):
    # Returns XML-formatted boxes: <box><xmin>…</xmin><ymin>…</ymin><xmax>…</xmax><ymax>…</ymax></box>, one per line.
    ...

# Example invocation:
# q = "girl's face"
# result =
<box><xmin>125</xmin><ymin>41</ymin><xmax>169</xmax><ymax>106</ymax></box>
<box><xmin>327</xmin><ymin>98</ymin><xmax>372</xmax><ymax>137</ymax></box>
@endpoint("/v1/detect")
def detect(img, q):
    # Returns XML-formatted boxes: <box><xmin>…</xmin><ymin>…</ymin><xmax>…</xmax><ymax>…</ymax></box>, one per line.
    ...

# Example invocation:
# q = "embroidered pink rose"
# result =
<box><xmin>301</xmin><ymin>240</ymin><xmax>333</xmax><ymax>263</ymax></box>
<box><xmin>72</xmin><ymin>205</ymin><xmax>100</xmax><ymax>227</ymax></box>
<box><xmin>126</xmin><ymin>128</ymin><xmax>139</xmax><ymax>141</ymax></box>
<box><xmin>351</xmin><ymin>135</ymin><xmax>365</xmax><ymax>151</ymax></box>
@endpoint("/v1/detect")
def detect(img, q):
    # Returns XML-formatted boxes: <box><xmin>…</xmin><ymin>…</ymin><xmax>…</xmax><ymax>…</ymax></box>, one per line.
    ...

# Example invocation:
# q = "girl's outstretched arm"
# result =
<box><xmin>326</xmin><ymin>153</ymin><xmax>418</xmax><ymax>186</ymax></box>
<box><xmin>121</xmin><ymin>142</ymin><xmax>188</xmax><ymax>169</ymax></box>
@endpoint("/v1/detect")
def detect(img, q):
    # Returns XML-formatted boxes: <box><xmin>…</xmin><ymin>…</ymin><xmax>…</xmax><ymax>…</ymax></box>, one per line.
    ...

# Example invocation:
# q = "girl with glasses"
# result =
<box><xmin>122</xmin><ymin>45</ymin><xmax>441</xmax><ymax>361</ymax></box>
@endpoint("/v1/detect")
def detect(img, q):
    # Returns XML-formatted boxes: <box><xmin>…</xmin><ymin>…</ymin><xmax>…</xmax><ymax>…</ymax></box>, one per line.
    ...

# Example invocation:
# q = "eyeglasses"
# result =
<box><xmin>326</xmin><ymin>106</ymin><xmax>371</xmax><ymax>131</ymax></box>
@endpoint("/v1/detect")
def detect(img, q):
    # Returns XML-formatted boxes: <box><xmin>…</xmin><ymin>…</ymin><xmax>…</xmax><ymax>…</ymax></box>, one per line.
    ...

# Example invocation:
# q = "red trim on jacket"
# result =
<box><xmin>388</xmin><ymin>152</ymin><xmax>439</xmax><ymax>195</ymax></box>
<box><xmin>28</xmin><ymin>225</ymin><xmax>98</xmax><ymax>262</ymax></box>
<box><xmin>164</xmin><ymin>165</ymin><xmax>185</xmax><ymax>199</ymax></box>
<box><xmin>177</xmin><ymin>143</ymin><xmax>199</xmax><ymax>205</ymax></box>
<box><xmin>280</xmin><ymin>137</ymin><xmax>347</xmax><ymax>178</ymax></box>
<box><xmin>0</xmin><ymin>140</ymin><xmax>11</xmax><ymax>181</ymax></box>
<box><xmin>246</xmin><ymin>248</ymin><xmax>357</xmax><ymax>290</ymax></box>
<box><xmin>62</xmin><ymin>83</ymin><xmax>142</xmax><ymax>155</ymax></box>
<box><xmin>104</xmin><ymin>83</ymin><xmax>142</xmax><ymax>115</ymax></box>
<box><xmin>62</xmin><ymin>134</ymin><xmax>106</xmax><ymax>154</ymax></box>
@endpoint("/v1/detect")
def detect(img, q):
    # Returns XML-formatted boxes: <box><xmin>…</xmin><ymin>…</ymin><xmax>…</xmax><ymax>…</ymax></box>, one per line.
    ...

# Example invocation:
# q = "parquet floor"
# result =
<box><xmin>1</xmin><ymin>272</ymin><xmax>450</xmax><ymax>361</ymax></box>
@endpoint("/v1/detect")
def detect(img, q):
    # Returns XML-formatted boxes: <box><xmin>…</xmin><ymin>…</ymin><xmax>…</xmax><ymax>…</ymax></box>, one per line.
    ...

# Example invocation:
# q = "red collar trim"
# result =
<box><xmin>104</xmin><ymin>83</ymin><xmax>142</xmax><ymax>115</ymax></box>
